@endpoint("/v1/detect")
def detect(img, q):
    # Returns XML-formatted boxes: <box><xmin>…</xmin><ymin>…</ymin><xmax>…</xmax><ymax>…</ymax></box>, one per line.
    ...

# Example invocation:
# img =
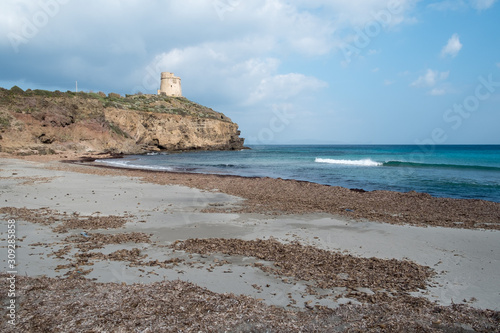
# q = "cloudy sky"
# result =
<box><xmin>1</xmin><ymin>0</ymin><xmax>499</xmax><ymax>144</ymax></box>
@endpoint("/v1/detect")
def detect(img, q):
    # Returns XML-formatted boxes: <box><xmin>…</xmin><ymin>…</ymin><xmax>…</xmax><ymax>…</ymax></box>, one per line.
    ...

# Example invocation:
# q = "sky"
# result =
<box><xmin>1</xmin><ymin>0</ymin><xmax>499</xmax><ymax>144</ymax></box>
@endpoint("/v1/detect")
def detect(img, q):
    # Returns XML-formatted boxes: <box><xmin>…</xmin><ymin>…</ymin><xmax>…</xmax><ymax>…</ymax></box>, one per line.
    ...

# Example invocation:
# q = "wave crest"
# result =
<box><xmin>96</xmin><ymin>159</ymin><xmax>174</xmax><ymax>171</ymax></box>
<box><xmin>383</xmin><ymin>161</ymin><xmax>500</xmax><ymax>171</ymax></box>
<box><xmin>315</xmin><ymin>158</ymin><xmax>382</xmax><ymax>167</ymax></box>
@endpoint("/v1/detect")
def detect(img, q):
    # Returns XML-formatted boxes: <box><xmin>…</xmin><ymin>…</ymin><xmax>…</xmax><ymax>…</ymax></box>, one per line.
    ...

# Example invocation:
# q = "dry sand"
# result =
<box><xmin>0</xmin><ymin>156</ymin><xmax>499</xmax><ymax>332</ymax></box>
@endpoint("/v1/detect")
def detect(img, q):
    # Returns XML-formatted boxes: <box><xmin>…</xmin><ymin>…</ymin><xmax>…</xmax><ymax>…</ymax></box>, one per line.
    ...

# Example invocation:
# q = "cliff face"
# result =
<box><xmin>0</xmin><ymin>87</ymin><xmax>245</xmax><ymax>155</ymax></box>
<box><xmin>104</xmin><ymin>108</ymin><xmax>244</xmax><ymax>151</ymax></box>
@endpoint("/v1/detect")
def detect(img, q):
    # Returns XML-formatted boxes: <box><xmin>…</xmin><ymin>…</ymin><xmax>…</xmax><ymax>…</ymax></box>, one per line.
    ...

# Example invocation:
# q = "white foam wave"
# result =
<box><xmin>95</xmin><ymin>159</ymin><xmax>174</xmax><ymax>171</ymax></box>
<box><xmin>315</xmin><ymin>158</ymin><xmax>382</xmax><ymax>167</ymax></box>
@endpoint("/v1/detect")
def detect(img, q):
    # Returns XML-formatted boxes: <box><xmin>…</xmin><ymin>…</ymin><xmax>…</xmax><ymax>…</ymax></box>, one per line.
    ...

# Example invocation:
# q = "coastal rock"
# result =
<box><xmin>104</xmin><ymin>107</ymin><xmax>245</xmax><ymax>151</ymax></box>
<box><xmin>0</xmin><ymin>88</ymin><xmax>245</xmax><ymax>155</ymax></box>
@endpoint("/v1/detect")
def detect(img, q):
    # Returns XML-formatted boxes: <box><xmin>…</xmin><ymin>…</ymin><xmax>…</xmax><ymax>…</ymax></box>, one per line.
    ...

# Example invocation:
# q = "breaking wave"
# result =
<box><xmin>95</xmin><ymin>159</ymin><xmax>174</xmax><ymax>171</ymax></box>
<box><xmin>315</xmin><ymin>158</ymin><xmax>500</xmax><ymax>171</ymax></box>
<box><xmin>315</xmin><ymin>158</ymin><xmax>382</xmax><ymax>167</ymax></box>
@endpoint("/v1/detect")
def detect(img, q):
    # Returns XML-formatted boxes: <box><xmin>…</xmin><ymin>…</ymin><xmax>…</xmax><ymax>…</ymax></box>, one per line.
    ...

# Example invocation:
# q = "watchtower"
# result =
<box><xmin>157</xmin><ymin>72</ymin><xmax>182</xmax><ymax>97</ymax></box>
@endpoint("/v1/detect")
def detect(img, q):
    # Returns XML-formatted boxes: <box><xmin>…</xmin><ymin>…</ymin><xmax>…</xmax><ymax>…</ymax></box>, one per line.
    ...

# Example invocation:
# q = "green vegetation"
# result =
<box><xmin>0</xmin><ymin>87</ymin><xmax>231</xmax><ymax>122</ymax></box>
<box><xmin>0</xmin><ymin>114</ymin><xmax>11</xmax><ymax>129</ymax></box>
<box><xmin>32</xmin><ymin>89</ymin><xmax>56</xmax><ymax>97</ymax></box>
<box><xmin>10</xmin><ymin>86</ymin><xmax>24</xmax><ymax>94</ymax></box>
<box><xmin>108</xmin><ymin>121</ymin><xmax>130</xmax><ymax>138</ymax></box>
<box><xmin>88</xmin><ymin>92</ymin><xmax>107</xmax><ymax>103</ymax></box>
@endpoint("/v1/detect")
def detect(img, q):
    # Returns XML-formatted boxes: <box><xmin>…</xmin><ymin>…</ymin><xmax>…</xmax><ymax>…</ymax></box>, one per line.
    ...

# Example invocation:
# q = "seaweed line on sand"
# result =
<box><xmin>51</xmin><ymin>161</ymin><xmax>500</xmax><ymax>230</ymax></box>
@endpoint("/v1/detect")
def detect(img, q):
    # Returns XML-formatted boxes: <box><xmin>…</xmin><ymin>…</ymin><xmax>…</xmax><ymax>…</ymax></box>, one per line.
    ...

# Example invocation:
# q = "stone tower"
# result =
<box><xmin>157</xmin><ymin>72</ymin><xmax>182</xmax><ymax>97</ymax></box>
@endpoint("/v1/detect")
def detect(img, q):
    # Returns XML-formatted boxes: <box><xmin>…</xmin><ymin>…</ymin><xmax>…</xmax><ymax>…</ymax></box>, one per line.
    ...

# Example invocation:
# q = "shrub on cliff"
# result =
<box><xmin>0</xmin><ymin>113</ymin><xmax>12</xmax><ymax>130</ymax></box>
<box><xmin>10</xmin><ymin>86</ymin><xmax>24</xmax><ymax>94</ymax></box>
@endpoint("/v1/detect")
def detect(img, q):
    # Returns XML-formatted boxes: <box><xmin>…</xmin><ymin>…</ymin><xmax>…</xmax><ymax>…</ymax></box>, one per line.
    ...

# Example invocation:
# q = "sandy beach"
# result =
<box><xmin>1</xmin><ymin>156</ymin><xmax>499</xmax><ymax>332</ymax></box>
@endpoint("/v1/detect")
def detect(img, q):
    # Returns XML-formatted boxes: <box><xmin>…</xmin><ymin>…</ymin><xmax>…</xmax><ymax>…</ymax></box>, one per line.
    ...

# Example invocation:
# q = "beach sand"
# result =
<box><xmin>0</xmin><ymin>156</ymin><xmax>499</xmax><ymax>332</ymax></box>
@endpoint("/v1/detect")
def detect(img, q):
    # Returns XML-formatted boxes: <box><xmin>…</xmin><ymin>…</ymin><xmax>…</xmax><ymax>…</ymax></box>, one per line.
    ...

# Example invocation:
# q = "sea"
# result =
<box><xmin>96</xmin><ymin>145</ymin><xmax>500</xmax><ymax>203</ymax></box>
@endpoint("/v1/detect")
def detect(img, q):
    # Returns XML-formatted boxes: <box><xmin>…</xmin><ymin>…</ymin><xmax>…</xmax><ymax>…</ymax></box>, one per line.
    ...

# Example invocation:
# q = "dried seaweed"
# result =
<box><xmin>63</xmin><ymin>232</ymin><xmax>152</xmax><ymax>251</ymax></box>
<box><xmin>52</xmin><ymin>215</ymin><xmax>128</xmax><ymax>233</ymax></box>
<box><xmin>0</xmin><ymin>274</ymin><xmax>497</xmax><ymax>332</ymax></box>
<box><xmin>0</xmin><ymin>206</ymin><xmax>59</xmax><ymax>225</ymax></box>
<box><xmin>172</xmin><ymin>238</ymin><xmax>435</xmax><ymax>303</ymax></box>
<box><xmin>0</xmin><ymin>206</ymin><xmax>131</xmax><ymax>232</ymax></box>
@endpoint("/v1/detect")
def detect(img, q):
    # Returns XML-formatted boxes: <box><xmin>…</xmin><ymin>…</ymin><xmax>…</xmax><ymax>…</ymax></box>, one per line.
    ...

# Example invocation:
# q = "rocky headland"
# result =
<box><xmin>0</xmin><ymin>86</ymin><xmax>245</xmax><ymax>156</ymax></box>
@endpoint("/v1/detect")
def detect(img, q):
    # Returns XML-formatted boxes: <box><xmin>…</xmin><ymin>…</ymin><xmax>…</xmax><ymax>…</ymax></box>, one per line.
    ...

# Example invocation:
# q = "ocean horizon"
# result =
<box><xmin>97</xmin><ymin>144</ymin><xmax>500</xmax><ymax>203</ymax></box>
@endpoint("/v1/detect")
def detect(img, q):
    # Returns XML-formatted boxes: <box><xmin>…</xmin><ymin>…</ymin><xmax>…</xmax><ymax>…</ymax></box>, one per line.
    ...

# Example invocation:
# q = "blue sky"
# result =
<box><xmin>1</xmin><ymin>0</ymin><xmax>499</xmax><ymax>144</ymax></box>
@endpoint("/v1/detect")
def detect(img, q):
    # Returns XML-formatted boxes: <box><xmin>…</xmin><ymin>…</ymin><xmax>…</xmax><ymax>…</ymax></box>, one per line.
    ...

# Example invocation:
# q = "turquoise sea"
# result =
<box><xmin>97</xmin><ymin>145</ymin><xmax>500</xmax><ymax>202</ymax></box>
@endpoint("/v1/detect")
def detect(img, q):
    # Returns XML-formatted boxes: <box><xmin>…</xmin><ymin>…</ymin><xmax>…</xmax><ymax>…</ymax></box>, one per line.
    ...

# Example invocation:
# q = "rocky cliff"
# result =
<box><xmin>0</xmin><ymin>87</ymin><xmax>245</xmax><ymax>155</ymax></box>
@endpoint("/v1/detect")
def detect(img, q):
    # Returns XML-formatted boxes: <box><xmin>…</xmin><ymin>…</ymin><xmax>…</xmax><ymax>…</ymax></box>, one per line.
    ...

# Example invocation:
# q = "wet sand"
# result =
<box><xmin>0</xmin><ymin>156</ymin><xmax>499</xmax><ymax>332</ymax></box>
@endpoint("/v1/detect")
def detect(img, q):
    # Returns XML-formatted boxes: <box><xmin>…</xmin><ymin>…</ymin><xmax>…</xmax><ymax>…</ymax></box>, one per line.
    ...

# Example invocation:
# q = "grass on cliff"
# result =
<box><xmin>4</xmin><ymin>86</ymin><xmax>229</xmax><ymax>120</ymax></box>
<box><xmin>0</xmin><ymin>86</ymin><xmax>230</xmax><ymax>122</ymax></box>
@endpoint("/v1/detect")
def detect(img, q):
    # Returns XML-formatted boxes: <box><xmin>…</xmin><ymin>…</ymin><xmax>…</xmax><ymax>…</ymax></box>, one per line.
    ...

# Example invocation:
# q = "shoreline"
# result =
<box><xmin>82</xmin><ymin>152</ymin><xmax>500</xmax><ymax>204</ymax></box>
<box><xmin>10</xmin><ymin>149</ymin><xmax>500</xmax><ymax>202</ymax></box>
<box><xmin>1</xmin><ymin>156</ymin><xmax>499</xmax><ymax>331</ymax></box>
<box><xmin>70</xmin><ymin>156</ymin><xmax>500</xmax><ymax>230</ymax></box>
<box><xmin>5</xmin><ymin>152</ymin><xmax>500</xmax><ymax>230</ymax></box>
<box><xmin>91</xmin><ymin>157</ymin><xmax>500</xmax><ymax>202</ymax></box>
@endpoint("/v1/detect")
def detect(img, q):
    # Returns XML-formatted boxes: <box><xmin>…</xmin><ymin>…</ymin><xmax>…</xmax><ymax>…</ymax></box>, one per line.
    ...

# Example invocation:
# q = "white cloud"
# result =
<box><xmin>430</xmin><ymin>88</ymin><xmax>446</xmax><ymax>95</ymax></box>
<box><xmin>294</xmin><ymin>0</ymin><xmax>418</xmax><ymax>27</ymax></box>
<box><xmin>441</xmin><ymin>33</ymin><xmax>463</xmax><ymax>58</ymax></box>
<box><xmin>384</xmin><ymin>79</ymin><xmax>395</xmax><ymax>85</ymax></box>
<box><xmin>247</xmin><ymin>73</ymin><xmax>327</xmax><ymax>104</ymax></box>
<box><xmin>496</xmin><ymin>62</ymin><xmax>500</xmax><ymax>68</ymax></box>
<box><xmin>0</xmin><ymin>0</ymin><xmax>421</xmax><ymax>77</ymax></box>
<box><xmin>428</xmin><ymin>0</ymin><xmax>497</xmax><ymax>10</ymax></box>
<box><xmin>411</xmin><ymin>69</ymin><xmax>452</xmax><ymax>96</ymax></box>
<box><xmin>411</xmin><ymin>69</ymin><xmax>449</xmax><ymax>87</ymax></box>
<box><xmin>440</xmin><ymin>71</ymin><xmax>450</xmax><ymax>80</ymax></box>
<box><xmin>469</xmin><ymin>0</ymin><xmax>498</xmax><ymax>10</ymax></box>
<box><xmin>0</xmin><ymin>1</ymin><xmax>43</xmax><ymax>31</ymax></box>
<box><xmin>427</xmin><ymin>1</ymin><xmax>468</xmax><ymax>11</ymax></box>
<box><xmin>0</xmin><ymin>0</ymin><xmax>338</xmax><ymax>56</ymax></box>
